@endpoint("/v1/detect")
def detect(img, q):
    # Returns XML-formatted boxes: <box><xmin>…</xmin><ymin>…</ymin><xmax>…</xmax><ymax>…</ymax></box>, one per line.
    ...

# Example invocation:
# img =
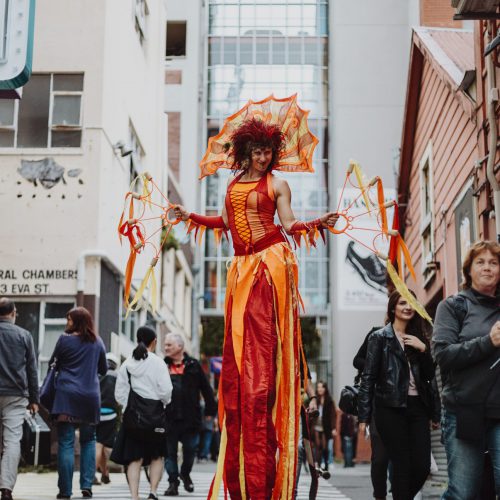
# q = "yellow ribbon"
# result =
<box><xmin>386</xmin><ymin>260</ymin><xmax>433</xmax><ymax>324</ymax></box>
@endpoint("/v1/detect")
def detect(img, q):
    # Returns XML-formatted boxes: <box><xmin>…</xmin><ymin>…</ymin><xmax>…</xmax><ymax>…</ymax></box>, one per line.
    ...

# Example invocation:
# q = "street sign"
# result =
<box><xmin>0</xmin><ymin>0</ymin><xmax>35</xmax><ymax>90</ymax></box>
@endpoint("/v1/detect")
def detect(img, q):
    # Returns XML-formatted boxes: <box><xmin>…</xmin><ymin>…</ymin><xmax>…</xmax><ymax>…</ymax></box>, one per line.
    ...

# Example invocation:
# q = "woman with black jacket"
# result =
<box><xmin>358</xmin><ymin>290</ymin><xmax>440</xmax><ymax>500</ymax></box>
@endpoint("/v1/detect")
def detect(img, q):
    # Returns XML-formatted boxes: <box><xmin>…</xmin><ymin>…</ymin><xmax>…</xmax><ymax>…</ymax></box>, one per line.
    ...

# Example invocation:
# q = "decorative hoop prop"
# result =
<box><xmin>118</xmin><ymin>172</ymin><xmax>181</xmax><ymax>316</ymax></box>
<box><xmin>333</xmin><ymin>160</ymin><xmax>432</xmax><ymax>324</ymax></box>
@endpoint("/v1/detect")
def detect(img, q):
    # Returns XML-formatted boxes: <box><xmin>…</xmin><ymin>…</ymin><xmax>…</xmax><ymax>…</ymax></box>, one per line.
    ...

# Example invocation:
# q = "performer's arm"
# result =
<box><xmin>273</xmin><ymin>177</ymin><xmax>338</xmax><ymax>234</ymax></box>
<box><xmin>173</xmin><ymin>204</ymin><xmax>228</xmax><ymax>229</ymax></box>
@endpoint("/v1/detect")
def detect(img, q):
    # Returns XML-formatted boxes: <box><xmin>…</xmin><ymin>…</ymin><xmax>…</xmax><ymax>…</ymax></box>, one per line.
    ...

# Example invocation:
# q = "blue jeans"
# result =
<box><xmin>441</xmin><ymin>410</ymin><xmax>500</xmax><ymax>499</ymax></box>
<box><xmin>165</xmin><ymin>428</ymin><xmax>199</xmax><ymax>482</ymax></box>
<box><xmin>57</xmin><ymin>422</ymin><xmax>96</xmax><ymax>496</ymax></box>
<box><xmin>199</xmin><ymin>429</ymin><xmax>213</xmax><ymax>459</ymax></box>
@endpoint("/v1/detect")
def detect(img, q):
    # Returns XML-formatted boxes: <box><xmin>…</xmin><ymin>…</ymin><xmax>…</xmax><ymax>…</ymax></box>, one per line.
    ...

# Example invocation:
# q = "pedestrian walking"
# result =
<box><xmin>197</xmin><ymin>399</ymin><xmax>215</xmax><ymax>464</ymax></box>
<box><xmin>353</xmin><ymin>326</ymin><xmax>391</xmax><ymax>499</ymax></box>
<box><xmin>0</xmin><ymin>298</ymin><xmax>39</xmax><ymax>500</ymax></box>
<box><xmin>163</xmin><ymin>333</ymin><xmax>216</xmax><ymax>496</ymax></box>
<box><xmin>340</xmin><ymin>412</ymin><xmax>356</xmax><ymax>468</ymax></box>
<box><xmin>47</xmin><ymin>307</ymin><xmax>107</xmax><ymax>500</ymax></box>
<box><xmin>358</xmin><ymin>290</ymin><xmax>441</xmax><ymax>500</ymax></box>
<box><xmin>112</xmin><ymin>326</ymin><xmax>172</xmax><ymax>500</ymax></box>
<box><xmin>173</xmin><ymin>117</ymin><xmax>339</xmax><ymax>499</ymax></box>
<box><xmin>94</xmin><ymin>352</ymin><xmax>120</xmax><ymax>486</ymax></box>
<box><xmin>433</xmin><ymin>240</ymin><xmax>500</xmax><ymax>499</ymax></box>
<box><xmin>312</xmin><ymin>381</ymin><xmax>337</xmax><ymax>471</ymax></box>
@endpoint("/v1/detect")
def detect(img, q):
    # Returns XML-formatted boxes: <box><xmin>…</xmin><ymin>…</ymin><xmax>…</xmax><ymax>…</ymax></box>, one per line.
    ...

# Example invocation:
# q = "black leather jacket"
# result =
<box><xmin>358</xmin><ymin>324</ymin><xmax>440</xmax><ymax>423</ymax></box>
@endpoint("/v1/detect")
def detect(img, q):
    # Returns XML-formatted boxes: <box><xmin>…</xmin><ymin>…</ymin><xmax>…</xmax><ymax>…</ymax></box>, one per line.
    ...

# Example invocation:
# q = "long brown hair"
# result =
<box><xmin>66</xmin><ymin>307</ymin><xmax>98</xmax><ymax>343</ymax></box>
<box><xmin>461</xmin><ymin>240</ymin><xmax>500</xmax><ymax>292</ymax></box>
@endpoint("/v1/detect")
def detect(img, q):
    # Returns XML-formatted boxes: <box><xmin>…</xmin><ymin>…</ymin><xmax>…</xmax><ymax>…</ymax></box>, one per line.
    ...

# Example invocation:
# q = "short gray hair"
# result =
<box><xmin>165</xmin><ymin>332</ymin><xmax>185</xmax><ymax>349</ymax></box>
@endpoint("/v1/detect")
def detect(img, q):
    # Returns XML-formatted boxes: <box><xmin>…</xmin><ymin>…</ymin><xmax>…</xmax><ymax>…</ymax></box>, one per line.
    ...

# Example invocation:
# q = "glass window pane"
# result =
<box><xmin>15</xmin><ymin>302</ymin><xmax>40</xmax><ymax>352</ymax></box>
<box><xmin>45</xmin><ymin>302</ymin><xmax>72</xmax><ymax>319</ymax></box>
<box><xmin>51</xmin><ymin>131</ymin><xmax>81</xmax><ymax>147</ymax></box>
<box><xmin>0</xmin><ymin>130</ymin><xmax>14</xmax><ymax>146</ymax></box>
<box><xmin>52</xmin><ymin>95</ymin><xmax>81</xmax><ymax>126</ymax></box>
<box><xmin>41</xmin><ymin>325</ymin><xmax>65</xmax><ymax>357</ymax></box>
<box><xmin>17</xmin><ymin>74</ymin><xmax>50</xmax><ymax>147</ymax></box>
<box><xmin>53</xmin><ymin>74</ymin><xmax>84</xmax><ymax>91</ymax></box>
<box><xmin>0</xmin><ymin>100</ymin><xmax>15</xmax><ymax>126</ymax></box>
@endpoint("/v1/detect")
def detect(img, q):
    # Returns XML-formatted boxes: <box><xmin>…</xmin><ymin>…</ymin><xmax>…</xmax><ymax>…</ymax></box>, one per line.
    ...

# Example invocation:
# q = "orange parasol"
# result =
<box><xmin>199</xmin><ymin>94</ymin><xmax>318</xmax><ymax>178</ymax></box>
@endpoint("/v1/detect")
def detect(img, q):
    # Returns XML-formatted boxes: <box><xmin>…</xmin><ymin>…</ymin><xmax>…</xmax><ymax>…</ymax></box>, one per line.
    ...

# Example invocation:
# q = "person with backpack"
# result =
<box><xmin>353</xmin><ymin>326</ymin><xmax>391</xmax><ymax>499</ymax></box>
<box><xmin>94</xmin><ymin>353</ymin><xmax>120</xmax><ymax>486</ymax></box>
<box><xmin>358</xmin><ymin>290</ymin><xmax>440</xmax><ymax>500</ymax></box>
<box><xmin>433</xmin><ymin>240</ymin><xmax>500</xmax><ymax>499</ymax></box>
<box><xmin>112</xmin><ymin>326</ymin><xmax>172</xmax><ymax>500</ymax></box>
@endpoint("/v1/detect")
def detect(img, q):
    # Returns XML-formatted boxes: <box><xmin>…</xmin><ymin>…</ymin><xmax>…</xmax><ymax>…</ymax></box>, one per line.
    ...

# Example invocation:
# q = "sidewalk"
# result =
<box><xmin>13</xmin><ymin>461</ymin><xmax>350</xmax><ymax>500</ymax></box>
<box><xmin>329</xmin><ymin>462</ymin><xmax>446</xmax><ymax>499</ymax></box>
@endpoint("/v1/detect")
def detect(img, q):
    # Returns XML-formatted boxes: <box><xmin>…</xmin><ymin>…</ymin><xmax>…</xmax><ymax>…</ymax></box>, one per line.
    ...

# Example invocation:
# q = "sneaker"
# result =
<box><xmin>164</xmin><ymin>481</ymin><xmax>179</xmax><ymax>496</ymax></box>
<box><xmin>345</xmin><ymin>241</ymin><xmax>387</xmax><ymax>293</ymax></box>
<box><xmin>179</xmin><ymin>473</ymin><xmax>194</xmax><ymax>493</ymax></box>
<box><xmin>81</xmin><ymin>490</ymin><xmax>92</xmax><ymax>498</ymax></box>
<box><xmin>0</xmin><ymin>489</ymin><xmax>12</xmax><ymax>500</ymax></box>
<box><xmin>147</xmin><ymin>494</ymin><xmax>159</xmax><ymax>500</ymax></box>
<box><xmin>100</xmin><ymin>473</ymin><xmax>110</xmax><ymax>484</ymax></box>
<box><xmin>92</xmin><ymin>476</ymin><xmax>101</xmax><ymax>486</ymax></box>
<box><xmin>56</xmin><ymin>494</ymin><xmax>70</xmax><ymax>500</ymax></box>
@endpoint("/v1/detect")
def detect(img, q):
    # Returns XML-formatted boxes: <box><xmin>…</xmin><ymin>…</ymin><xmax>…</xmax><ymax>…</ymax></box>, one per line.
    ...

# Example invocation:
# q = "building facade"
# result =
<box><xmin>0</xmin><ymin>0</ymin><xmax>174</xmax><ymax>373</ymax></box>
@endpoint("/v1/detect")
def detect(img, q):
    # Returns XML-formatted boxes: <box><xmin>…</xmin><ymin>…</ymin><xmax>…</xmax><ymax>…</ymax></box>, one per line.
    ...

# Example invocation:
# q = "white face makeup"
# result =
<box><xmin>250</xmin><ymin>147</ymin><xmax>273</xmax><ymax>173</ymax></box>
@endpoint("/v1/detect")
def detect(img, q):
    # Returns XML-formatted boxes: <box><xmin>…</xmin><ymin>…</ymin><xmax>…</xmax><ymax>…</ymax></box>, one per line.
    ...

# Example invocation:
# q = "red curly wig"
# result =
<box><xmin>228</xmin><ymin>118</ymin><xmax>284</xmax><ymax>171</ymax></box>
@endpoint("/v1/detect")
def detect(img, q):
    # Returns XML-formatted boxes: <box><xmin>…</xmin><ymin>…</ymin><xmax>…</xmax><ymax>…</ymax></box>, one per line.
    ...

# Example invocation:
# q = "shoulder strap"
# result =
<box><xmin>451</xmin><ymin>294</ymin><xmax>468</xmax><ymax>329</ymax></box>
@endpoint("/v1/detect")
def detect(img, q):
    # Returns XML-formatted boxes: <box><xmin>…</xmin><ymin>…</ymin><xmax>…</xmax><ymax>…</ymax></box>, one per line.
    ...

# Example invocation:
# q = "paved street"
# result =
<box><xmin>13</xmin><ymin>462</ymin><xmax>354</xmax><ymax>500</ymax></box>
<box><xmin>9</xmin><ymin>461</ymin><xmax>448</xmax><ymax>500</ymax></box>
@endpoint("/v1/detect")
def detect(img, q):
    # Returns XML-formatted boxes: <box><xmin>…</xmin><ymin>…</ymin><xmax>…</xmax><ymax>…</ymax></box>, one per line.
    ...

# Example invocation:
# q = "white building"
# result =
<box><xmin>0</xmin><ymin>0</ymin><xmax>192</xmax><ymax>373</ymax></box>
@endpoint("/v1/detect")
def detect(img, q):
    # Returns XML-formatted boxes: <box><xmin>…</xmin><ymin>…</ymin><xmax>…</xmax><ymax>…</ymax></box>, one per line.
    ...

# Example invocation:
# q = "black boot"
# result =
<box><xmin>164</xmin><ymin>481</ymin><xmax>179</xmax><ymax>496</ymax></box>
<box><xmin>179</xmin><ymin>473</ymin><xmax>194</xmax><ymax>493</ymax></box>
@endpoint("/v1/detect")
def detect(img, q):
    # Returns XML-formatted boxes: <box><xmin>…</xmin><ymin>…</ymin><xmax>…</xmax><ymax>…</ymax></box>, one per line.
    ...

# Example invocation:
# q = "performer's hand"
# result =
<box><xmin>173</xmin><ymin>204</ymin><xmax>190</xmax><ymax>222</ymax></box>
<box><xmin>359</xmin><ymin>423</ymin><xmax>366</xmax><ymax>434</ymax></box>
<box><xmin>320</xmin><ymin>212</ymin><xmax>339</xmax><ymax>228</ymax></box>
<box><xmin>332</xmin><ymin>429</ymin><xmax>337</xmax><ymax>438</ymax></box>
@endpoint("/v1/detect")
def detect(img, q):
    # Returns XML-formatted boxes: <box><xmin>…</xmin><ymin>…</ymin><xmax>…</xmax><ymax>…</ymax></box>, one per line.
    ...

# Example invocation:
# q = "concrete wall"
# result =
<box><xmin>0</xmin><ymin>0</ymin><xmax>169</xmax><ymax>357</ymax></box>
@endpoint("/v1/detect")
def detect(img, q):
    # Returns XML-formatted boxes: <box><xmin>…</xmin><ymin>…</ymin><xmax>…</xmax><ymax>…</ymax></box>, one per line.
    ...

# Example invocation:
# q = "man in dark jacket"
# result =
<box><xmin>163</xmin><ymin>333</ymin><xmax>217</xmax><ymax>496</ymax></box>
<box><xmin>0</xmin><ymin>298</ymin><xmax>39</xmax><ymax>500</ymax></box>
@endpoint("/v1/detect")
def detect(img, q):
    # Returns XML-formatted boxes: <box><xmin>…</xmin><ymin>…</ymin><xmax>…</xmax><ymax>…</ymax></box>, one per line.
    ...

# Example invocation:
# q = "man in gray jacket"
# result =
<box><xmin>0</xmin><ymin>298</ymin><xmax>39</xmax><ymax>500</ymax></box>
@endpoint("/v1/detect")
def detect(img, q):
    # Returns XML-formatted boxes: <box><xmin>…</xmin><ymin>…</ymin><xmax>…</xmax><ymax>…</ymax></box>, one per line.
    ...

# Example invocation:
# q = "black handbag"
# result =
<box><xmin>40</xmin><ymin>359</ymin><xmax>58</xmax><ymax>412</ymax></box>
<box><xmin>122</xmin><ymin>370</ymin><xmax>166</xmax><ymax>435</ymax></box>
<box><xmin>339</xmin><ymin>384</ymin><xmax>359</xmax><ymax>416</ymax></box>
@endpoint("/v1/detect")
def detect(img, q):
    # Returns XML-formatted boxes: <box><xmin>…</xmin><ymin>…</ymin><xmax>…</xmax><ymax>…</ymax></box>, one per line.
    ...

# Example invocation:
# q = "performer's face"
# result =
<box><xmin>250</xmin><ymin>146</ymin><xmax>273</xmax><ymax>173</ymax></box>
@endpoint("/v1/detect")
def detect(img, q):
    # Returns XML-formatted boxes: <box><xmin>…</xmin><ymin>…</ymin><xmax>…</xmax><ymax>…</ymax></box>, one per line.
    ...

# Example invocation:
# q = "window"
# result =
<box><xmin>166</xmin><ymin>21</ymin><xmax>187</xmax><ymax>58</ymax></box>
<box><xmin>129</xmin><ymin>122</ymin><xmax>145</xmax><ymax>183</ymax></box>
<box><xmin>0</xmin><ymin>73</ymin><xmax>83</xmax><ymax>148</ymax></box>
<box><xmin>134</xmin><ymin>0</ymin><xmax>148</xmax><ymax>44</ymax></box>
<box><xmin>419</xmin><ymin>142</ymin><xmax>436</xmax><ymax>282</ymax></box>
<box><xmin>15</xmin><ymin>300</ymin><xmax>75</xmax><ymax>377</ymax></box>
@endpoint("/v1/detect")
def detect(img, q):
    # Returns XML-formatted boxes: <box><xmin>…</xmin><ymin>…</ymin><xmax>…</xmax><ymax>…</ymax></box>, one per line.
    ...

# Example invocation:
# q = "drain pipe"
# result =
<box><xmin>76</xmin><ymin>251</ymin><xmax>122</xmax><ymax>306</ymax></box>
<box><xmin>486</xmin><ymin>23</ymin><xmax>500</xmax><ymax>242</ymax></box>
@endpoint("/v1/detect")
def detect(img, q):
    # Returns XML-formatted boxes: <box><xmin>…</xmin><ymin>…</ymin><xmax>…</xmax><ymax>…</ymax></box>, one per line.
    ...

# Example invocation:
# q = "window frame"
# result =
<box><xmin>0</xmin><ymin>72</ymin><xmax>84</xmax><ymax>149</ymax></box>
<box><xmin>419</xmin><ymin>141</ymin><xmax>437</xmax><ymax>278</ymax></box>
